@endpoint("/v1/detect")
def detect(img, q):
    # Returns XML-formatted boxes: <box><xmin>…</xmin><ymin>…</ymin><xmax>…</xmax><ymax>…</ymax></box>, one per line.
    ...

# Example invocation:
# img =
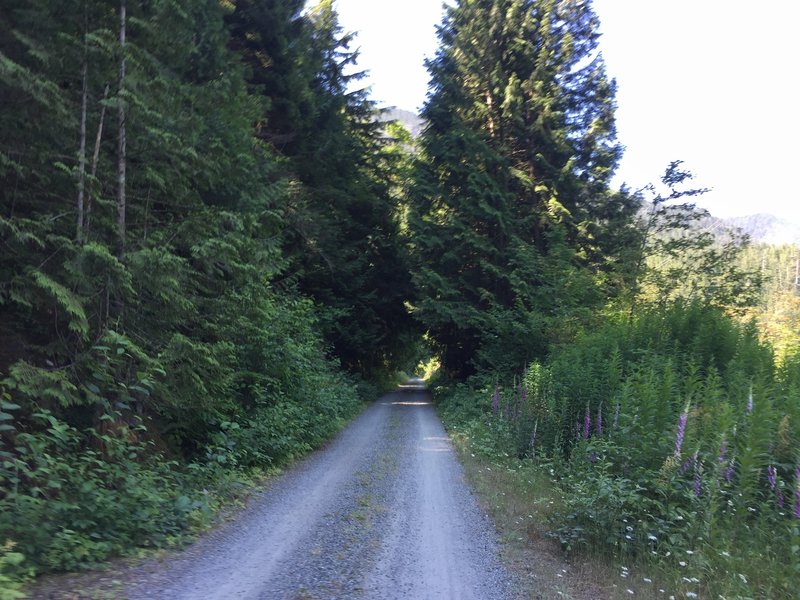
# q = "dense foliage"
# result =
<box><xmin>437</xmin><ymin>301</ymin><xmax>800</xmax><ymax>597</ymax></box>
<box><xmin>408</xmin><ymin>0</ymin><xmax>639</xmax><ymax>377</ymax></box>
<box><xmin>0</xmin><ymin>0</ymin><xmax>411</xmax><ymax>580</ymax></box>
<box><xmin>1</xmin><ymin>0</ymin><xmax>797</xmax><ymax>594</ymax></box>
<box><xmin>422</xmin><ymin>3</ymin><xmax>798</xmax><ymax>597</ymax></box>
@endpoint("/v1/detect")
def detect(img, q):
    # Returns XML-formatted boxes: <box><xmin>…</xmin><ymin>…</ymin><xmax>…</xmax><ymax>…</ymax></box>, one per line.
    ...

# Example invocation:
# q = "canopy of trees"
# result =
<box><xmin>0</xmin><ymin>0</ymin><xmax>795</xmax><ymax>587</ymax></box>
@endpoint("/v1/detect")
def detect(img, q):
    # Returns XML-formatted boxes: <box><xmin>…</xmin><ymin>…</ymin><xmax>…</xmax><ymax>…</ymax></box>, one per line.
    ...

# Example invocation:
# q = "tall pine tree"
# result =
<box><xmin>226</xmin><ymin>0</ymin><xmax>418</xmax><ymax>377</ymax></box>
<box><xmin>410</xmin><ymin>0</ymin><xmax>637</xmax><ymax>376</ymax></box>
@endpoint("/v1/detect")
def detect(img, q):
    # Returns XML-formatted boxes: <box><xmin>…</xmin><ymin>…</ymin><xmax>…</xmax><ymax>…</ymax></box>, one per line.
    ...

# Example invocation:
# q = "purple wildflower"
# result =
<box><xmin>491</xmin><ymin>385</ymin><xmax>500</xmax><ymax>416</ymax></box>
<box><xmin>596</xmin><ymin>406</ymin><xmax>603</xmax><ymax>436</ymax></box>
<box><xmin>794</xmin><ymin>465</ymin><xmax>800</xmax><ymax>519</ymax></box>
<box><xmin>723</xmin><ymin>463</ymin><xmax>734</xmax><ymax>483</ymax></box>
<box><xmin>680</xmin><ymin>455</ymin><xmax>695</xmax><ymax>474</ymax></box>
<box><xmin>767</xmin><ymin>465</ymin><xmax>777</xmax><ymax>490</ymax></box>
<box><xmin>583</xmin><ymin>404</ymin><xmax>591</xmax><ymax>441</ymax></box>
<box><xmin>613</xmin><ymin>403</ymin><xmax>620</xmax><ymax>431</ymax></box>
<box><xmin>588</xmin><ymin>451</ymin><xmax>598</xmax><ymax>464</ymax></box>
<box><xmin>694</xmin><ymin>461</ymin><xmax>704</xmax><ymax>498</ymax></box>
<box><xmin>674</xmin><ymin>409</ymin><xmax>689</xmax><ymax>458</ymax></box>
<box><xmin>776</xmin><ymin>488</ymin><xmax>785</xmax><ymax>509</ymax></box>
<box><xmin>718</xmin><ymin>440</ymin><xmax>727</xmax><ymax>464</ymax></box>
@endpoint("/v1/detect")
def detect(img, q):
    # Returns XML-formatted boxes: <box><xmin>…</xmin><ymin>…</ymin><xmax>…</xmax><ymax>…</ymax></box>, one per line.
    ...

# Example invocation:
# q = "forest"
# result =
<box><xmin>1</xmin><ymin>0</ymin><xmax>798</xmax><ymax>597</ymax></box>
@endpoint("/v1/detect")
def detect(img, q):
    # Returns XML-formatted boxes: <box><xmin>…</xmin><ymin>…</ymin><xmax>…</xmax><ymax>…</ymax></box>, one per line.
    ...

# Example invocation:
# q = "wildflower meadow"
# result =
<box><xmin>437</xmin><ymin>301</ymin><xmax>800</xmax><ymax>598</ymax></box>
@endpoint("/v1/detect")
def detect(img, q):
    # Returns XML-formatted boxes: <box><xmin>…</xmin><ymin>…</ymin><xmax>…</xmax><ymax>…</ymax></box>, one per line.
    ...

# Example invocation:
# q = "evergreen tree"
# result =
<box><xmin>226</xmin><ymin>0</ymin><xmax>418</xmax><ymax>377</ymax></box>
<box><xmin>409</xmin><ymin>0</ymin><xmax>637</xmax><ymax>376</ymax></box>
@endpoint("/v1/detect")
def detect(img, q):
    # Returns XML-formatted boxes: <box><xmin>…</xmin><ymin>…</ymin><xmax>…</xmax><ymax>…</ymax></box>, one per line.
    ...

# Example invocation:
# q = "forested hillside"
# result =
<box><xmin>409</xmin><ymin>0</ymin><xmax>799</xmax><ymax>598</ymax></box>
<box><xmin>0</xmin><ymin>0</ymin><xmax>417</xmax><ymax>583</ymax></box>
<box><xmin>1</xmin><ymin>0</ymin><xmax>798</xmax><ymax>596</ymax></box>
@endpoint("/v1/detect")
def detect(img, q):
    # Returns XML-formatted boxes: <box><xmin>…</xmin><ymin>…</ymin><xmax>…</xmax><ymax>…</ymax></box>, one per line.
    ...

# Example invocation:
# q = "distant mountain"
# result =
<box><xmin>638</xmin><ymin>201</ymin><xmax>799</xmax><ymax>247</ymax></box>
<box><xmin>720</xmin><ymin>213</ymin><xmax>800</xmax><ymax>246</ymax></box>
<box><xmin>381</xmin><ymin>107</ymin><xmax>426</xmax><ymax>138</ymax></box>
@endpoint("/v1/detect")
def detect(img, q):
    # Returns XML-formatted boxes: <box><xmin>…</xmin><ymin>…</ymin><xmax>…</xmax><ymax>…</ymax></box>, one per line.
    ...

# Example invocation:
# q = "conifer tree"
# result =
<box><xmin>226</xmin><ymin>0</ymin><xmax>418</xmax><ymax>376</ymax></box>
<box><xmin>410</xmin><ymin>0</ymin><xmax>637</xmax><ymax>376</ymax></box>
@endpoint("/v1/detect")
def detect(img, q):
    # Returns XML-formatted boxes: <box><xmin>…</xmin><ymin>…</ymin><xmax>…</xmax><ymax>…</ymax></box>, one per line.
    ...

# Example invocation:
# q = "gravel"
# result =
<box><xmin>119</xmin><ymin>384</ymin><xmax>515</xmax><ymax>599</ymax></box>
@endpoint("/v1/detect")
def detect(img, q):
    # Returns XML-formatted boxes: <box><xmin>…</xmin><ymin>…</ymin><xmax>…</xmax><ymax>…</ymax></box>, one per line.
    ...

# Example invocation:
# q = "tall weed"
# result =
<box><xmin>438</xmin><ymin>301</ymin><xmax>800</xmax><ymax>596</ymax></box>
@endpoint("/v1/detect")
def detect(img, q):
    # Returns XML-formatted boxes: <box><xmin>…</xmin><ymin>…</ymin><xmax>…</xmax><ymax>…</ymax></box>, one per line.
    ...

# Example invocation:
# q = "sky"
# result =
<box><xmin>333</xmin><ymin>0</ymin><xmax>800</xmax><ymax>225</ymax></box>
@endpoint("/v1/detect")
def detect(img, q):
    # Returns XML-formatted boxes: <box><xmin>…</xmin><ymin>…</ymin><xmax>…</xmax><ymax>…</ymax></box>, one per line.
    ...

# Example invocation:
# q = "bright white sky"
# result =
<box><xmin>334</xmin><ymin>0</ymin><xmax>800</xmax><ymax>224</ymax></box>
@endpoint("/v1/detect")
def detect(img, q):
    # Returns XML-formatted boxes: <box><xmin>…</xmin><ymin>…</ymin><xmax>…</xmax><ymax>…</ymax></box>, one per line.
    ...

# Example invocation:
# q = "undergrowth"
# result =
<box><xmin>435</xmin><ymin>302</ymin><xmax>800</xmax><ymax>599</ymax></box>
<box><xmin>0</xmin><ymin>362</ymin><xmax>366</xmax><ymax>587</ymax></box>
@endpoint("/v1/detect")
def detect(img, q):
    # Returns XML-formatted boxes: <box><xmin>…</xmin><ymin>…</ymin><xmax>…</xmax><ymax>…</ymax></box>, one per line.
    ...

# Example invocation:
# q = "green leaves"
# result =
<box><xmin>27</xmin><ymin>271</ymin><xmax>89</xmax><ymax>338</ymax></box>
<box><xmin>409</xmin><ymin>0</ymin><xmax>635</xmax><ymax>377</ymax></box>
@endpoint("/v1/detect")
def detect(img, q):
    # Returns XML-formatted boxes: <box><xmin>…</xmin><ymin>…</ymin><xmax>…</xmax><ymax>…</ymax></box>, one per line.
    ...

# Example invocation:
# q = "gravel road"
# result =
<box><xmin>126</xmin><ymin>381</ymin><xmax>514</xmax><ymax>600</ymax></box>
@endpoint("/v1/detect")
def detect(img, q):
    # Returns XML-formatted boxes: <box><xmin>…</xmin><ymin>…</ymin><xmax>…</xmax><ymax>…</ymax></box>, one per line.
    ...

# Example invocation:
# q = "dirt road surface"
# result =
<box><xmin>125</xmin><ymin>382</ymin><xmax>514</xmax><ymax>599</ymax></box>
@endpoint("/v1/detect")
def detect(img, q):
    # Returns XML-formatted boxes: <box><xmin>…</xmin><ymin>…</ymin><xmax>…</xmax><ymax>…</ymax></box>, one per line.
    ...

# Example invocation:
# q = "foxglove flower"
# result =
<box><xmin>674</xmin><ymin>404</ymin><xmax>689</xmax><ymax>458</ymax></box>
<box><xmin>767</xmin><ymin>465</ymin><xmax>777</xmax><ymax>490</ymax></box>
<box><xmin>723</xmin><ymin>463</ymin><xmax>734</xmax><ymax>483</ymax></box>
<box><xmin>694</xmin><ymin>461</ymin><xmax>704</xmax><ymax>497</ymax></box>
<box><xmin>583</xmin><ymin>404</ymin><xmax>591</xmax><ymax>441</ymax></box>
<box><xmin>794</xmin><ymin>465</ymin><xmax>800</xmax><ymax>519</ymax></box>
<box><xmin>718</xmin><ymin>440</ymin><xmax>727</xmax><ymax>464</ymax></box>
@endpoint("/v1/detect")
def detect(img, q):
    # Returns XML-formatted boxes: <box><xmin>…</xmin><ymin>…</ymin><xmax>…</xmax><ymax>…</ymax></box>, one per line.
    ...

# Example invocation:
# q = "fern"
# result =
<box><xmin>28</xmin><ymin>270</ymin><xmax>89</xmax><ymax>338</ymax></box>
<box><xmin>4</xmin><ymin>361</ymin><xmax>80</xmax><ymax>408</ymax></box>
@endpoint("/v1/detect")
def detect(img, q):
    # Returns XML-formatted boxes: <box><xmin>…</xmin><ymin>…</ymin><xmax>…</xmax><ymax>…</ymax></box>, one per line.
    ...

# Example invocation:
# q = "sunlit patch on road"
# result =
<box><xmin>419</xmin><ymin>436</ymin><xmax>453</xmax><ymax>452</ymax></box>
<box><xmin>388</xmin><ymin>401</ymin><xmax>431</xmax><ymax>406</ymax></box>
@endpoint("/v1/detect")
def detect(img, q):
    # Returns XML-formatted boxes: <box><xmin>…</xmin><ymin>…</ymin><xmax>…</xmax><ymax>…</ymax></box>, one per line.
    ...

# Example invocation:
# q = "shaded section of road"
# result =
<box><xmin>127</xmin><ymin>382</ymin><xmax>514</xmax><ymax>600</ymax></box>
<box><xmin>364</xmin><ymin>387</ymin><xmax>510</xmax><ymax>599</ymax></box>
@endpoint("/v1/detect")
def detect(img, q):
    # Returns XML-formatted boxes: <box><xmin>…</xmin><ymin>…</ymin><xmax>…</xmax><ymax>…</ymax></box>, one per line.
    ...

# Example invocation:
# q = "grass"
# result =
<box><xmin>447</xmin><ymin>426</ymin><xmax>687</xmax><ymax>600</ymax></box>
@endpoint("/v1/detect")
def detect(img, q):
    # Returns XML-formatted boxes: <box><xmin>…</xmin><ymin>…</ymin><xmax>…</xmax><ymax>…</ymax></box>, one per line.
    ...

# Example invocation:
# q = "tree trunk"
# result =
<box><xmin>86</xmin><ymin>84</ymin><xmax>109</xmax><ymax>235</ymax></box>
<box><xmin>117</xmin><ymin>0</ymin><xmax>127</xmax><ymax>259</ymax></box>
<box><xmin>76</xmin><ymin>8</ymin><xmax>88</xmax><ymax>243</ymax></box>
